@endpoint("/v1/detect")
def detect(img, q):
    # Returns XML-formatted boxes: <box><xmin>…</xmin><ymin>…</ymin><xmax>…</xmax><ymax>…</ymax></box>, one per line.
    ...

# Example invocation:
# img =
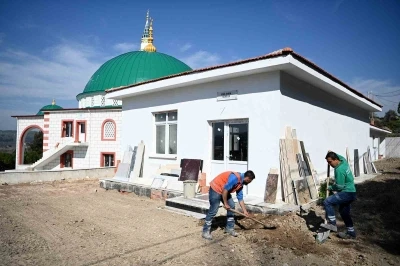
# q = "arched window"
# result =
<box><xmin>101</xmin><ymin>119</ymin><xmax>116</xmax><ymax>141</ymax></box>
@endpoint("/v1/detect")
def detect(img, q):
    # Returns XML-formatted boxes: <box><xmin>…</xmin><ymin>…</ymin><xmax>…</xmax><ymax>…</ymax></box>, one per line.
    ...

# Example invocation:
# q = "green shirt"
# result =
<box><xmin>330</xmin><ymin>154</ymin><xmax>356</xmax><ymax>193</ymax></box>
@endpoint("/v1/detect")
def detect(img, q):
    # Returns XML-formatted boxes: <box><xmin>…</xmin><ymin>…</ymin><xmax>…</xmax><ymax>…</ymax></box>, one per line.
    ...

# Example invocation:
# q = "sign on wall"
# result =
<box><xmin>217</xmin><ymin>90</ymin><xmax>238</xmax><ymax>101</ymax></box>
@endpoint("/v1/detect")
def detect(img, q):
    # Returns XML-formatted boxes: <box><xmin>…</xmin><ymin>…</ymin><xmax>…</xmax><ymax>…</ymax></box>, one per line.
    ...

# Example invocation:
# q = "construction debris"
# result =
<box><xmin>277</xmin><ymin>126</ymin><xmax>319</xmax><ymax>206</ymax></box>
<box><xmin>363</xmin><ymin>146</ymin><xmax>377</xmax><ymax>174</ymax></box>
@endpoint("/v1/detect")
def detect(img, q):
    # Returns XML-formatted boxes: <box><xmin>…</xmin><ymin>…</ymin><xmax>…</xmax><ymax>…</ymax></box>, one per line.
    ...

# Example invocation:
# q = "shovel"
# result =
<box><xmin>229</xmin><ymin>208</ymin><xmax>277</xmax><ymax>229</ymax></box>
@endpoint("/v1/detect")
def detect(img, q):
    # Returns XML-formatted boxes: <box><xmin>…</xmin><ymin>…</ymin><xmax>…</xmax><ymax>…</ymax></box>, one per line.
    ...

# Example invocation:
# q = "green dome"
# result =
<box><xmin>36</xmin><ymin>103</ymin><xmax>63</xmax><ymax>115</ymax></box>
<box><xmin>76</xmin><ymin>51</ymin><xmax>192</xmax><ymax>99</ymax></box>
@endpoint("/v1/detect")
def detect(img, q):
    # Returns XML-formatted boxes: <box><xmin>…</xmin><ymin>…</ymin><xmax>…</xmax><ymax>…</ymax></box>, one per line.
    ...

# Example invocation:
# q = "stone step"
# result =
<box><xmin>159</xmin><ymin>206</ymin><xmax>206</xmax><ymax>219</ymax></box>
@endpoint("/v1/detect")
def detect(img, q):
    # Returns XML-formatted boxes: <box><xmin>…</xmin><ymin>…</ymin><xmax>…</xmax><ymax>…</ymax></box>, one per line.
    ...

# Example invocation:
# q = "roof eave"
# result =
<box><xmin>370</xmin><ymin>125</ymin><xmax>392</xmax><ymax>134</ymax></box>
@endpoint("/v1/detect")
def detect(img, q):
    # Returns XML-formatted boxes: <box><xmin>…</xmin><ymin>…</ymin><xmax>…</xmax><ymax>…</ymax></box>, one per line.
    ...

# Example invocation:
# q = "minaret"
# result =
<box><xmin>140</xmin><ymin>10</ymin><xmax>157</xmax><ymax>52</ymax></box>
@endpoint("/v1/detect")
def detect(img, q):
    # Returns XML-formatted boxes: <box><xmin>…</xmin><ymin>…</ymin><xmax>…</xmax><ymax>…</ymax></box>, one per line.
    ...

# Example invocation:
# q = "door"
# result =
<box><xmin>79</xmin><ymin>122</ymin><xmax>86</xmax><ymax>142</ymax></box>
<box><xmin>210</xmin><ymin>120</ymin><xmax>249</xmax><ymax>192</ymax></box>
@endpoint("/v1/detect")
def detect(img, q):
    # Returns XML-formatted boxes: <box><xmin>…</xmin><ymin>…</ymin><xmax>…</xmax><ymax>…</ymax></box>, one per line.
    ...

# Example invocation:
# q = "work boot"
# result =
<box><xmin>337</xmin><ymin>231</ymin><xmax>356</xmax><ymax>239</ymax></box>
<box><xmin>202</xmin><ymin>230</ymin><xmax>213</xmax><ymax>240</ymax></box>
<box><xmin>320</xmin><ymin>223</ymin><xmax>337</xmax><ymax>232</ymax></box>
<box><xmin>224</xmin><ymin>229</ymin><xmax>238</xmax><ymax>237</ymax></box>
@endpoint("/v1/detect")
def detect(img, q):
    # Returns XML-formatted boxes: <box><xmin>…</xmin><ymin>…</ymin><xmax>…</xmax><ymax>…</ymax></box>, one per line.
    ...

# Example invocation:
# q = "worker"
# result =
<box><xmin>202</xmin><ymin>170</ymin><xmax>255</xmax><ymax>240</ymax></box>
<box><xmin>321</xmin><ymin>151</ymin><xmax>357</xmax><ymax>239</ymax></box>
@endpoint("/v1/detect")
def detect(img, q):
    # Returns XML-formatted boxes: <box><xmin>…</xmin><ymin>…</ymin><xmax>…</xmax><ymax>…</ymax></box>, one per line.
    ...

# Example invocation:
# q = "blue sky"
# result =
<box><xmin>0</xmin><ymin>0</ymin><xmax>399</xmax><ymax>130</ymax></box>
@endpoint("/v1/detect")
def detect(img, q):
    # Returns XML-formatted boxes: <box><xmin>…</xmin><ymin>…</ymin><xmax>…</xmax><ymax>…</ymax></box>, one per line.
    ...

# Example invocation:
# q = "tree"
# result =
<box><xmin>383</xmin><ymin>110</ymin><xmax>398</xmax><ymax>122</ymax></box>
<box><xmin>0</xmin><ymin>151</ymin><xmax>15</xmax><ymax>171</ymax></box>
<box><xmin>398</xmin><ymin>102</ymin><xmax>400</xmax><ymax>115</ymax></box>
<box><xmin>24</xmin><ymin>131</ymin><xmax>43</xmax><ymax>164</ymax></box>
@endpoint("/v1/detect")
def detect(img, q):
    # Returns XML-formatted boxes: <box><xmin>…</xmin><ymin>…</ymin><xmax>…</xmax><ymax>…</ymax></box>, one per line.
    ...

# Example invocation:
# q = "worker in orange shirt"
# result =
<box><xmin>202</xmin><ymin>170</ymin><xmax>255</xmax><ymax>240</ymax></box>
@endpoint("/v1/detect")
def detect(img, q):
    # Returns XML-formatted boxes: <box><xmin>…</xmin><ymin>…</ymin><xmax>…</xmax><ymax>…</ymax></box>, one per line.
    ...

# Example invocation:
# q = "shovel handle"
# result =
<box><xmin>228</xmin><ymin>208</ymin><xmax>272</xmax><ymax>228</ymax></box>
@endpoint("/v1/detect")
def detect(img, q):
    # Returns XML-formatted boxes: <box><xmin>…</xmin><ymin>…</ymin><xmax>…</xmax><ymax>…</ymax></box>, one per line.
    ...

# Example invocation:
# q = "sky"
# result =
<box><xmin>0</xmin><ymin>0</ymin><xmax>399</xmax><ymax>130</ymax></box>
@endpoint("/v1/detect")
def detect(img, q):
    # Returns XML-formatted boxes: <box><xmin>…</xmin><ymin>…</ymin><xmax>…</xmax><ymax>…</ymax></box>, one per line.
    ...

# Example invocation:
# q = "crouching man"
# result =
<box><xmin>321</xmin><ymin>151</ymin><xmax>357</xmax><ymax>239</ymax></box>
<box><xmin>202</xmin><ymin>170</ymin><xmax>255</xmax><ymax>240</ymax></box>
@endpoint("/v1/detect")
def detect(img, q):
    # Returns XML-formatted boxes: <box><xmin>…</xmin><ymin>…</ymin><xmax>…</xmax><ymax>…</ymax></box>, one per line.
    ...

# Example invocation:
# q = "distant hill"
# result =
<box><xmin>0</xmin><ymin>130</ymin><xmax>37</xmax><ymax>153</ymax></box>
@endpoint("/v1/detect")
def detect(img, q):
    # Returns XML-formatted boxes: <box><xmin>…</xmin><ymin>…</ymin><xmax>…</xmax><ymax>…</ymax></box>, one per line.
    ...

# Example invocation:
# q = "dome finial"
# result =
<box><xmin>52</xmin><ymin>99</ymin><xmax>56</xmax><ymax>105</ymax></box>
<box><xmin>141</xmin><ymin>10</ymin><xmax>156</xmax><ymax>52</ymax></box>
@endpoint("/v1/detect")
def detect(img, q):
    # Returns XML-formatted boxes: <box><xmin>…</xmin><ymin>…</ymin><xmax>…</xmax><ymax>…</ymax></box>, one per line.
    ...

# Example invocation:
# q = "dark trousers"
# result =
<box><xmin>323</xmin><ymin>192</ymin><xmax>356</xmax><ymax>231</ymax></box>
<box><xmin>202</xmin><ymin>188</ymin><xmax>235</xmax><ymax>233</ymax></box>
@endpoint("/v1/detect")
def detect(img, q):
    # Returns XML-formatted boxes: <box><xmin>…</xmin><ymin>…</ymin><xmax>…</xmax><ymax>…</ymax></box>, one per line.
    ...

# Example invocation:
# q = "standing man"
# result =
<box><xmin>202</xmin><ymin>170</ymin><xmax>255</xmax><ymax>240</ymax></box>
<box><xmin>321</xmin><ymin>151</ymin><xmax>357</xmax><ymax>239</ymax></box>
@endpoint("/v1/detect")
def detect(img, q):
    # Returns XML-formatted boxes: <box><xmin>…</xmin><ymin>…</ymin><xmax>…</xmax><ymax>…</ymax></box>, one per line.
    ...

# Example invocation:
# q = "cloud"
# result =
<box><xmin>113</xmin><ymin>42</ymin><xmax>139</xmax><ymax>53</ymax></box>
<box><xmin>0</xmin><ymin>41</ymin><xmax>103</xmax><ymax>100</ymax></box>
<box><xmin>181</xmin><ymin>50</ymin><xmax>221</xmax><ymax>69</ymax></box>
<box><xmin>179</xmin><ymin>43</ymin><xmax>192</xmax><ymax>52</ymax></box>
<box><xmin>349</xmin><ymin>78</ymin><xmax>400</xmax><ymax>114</ymax></box>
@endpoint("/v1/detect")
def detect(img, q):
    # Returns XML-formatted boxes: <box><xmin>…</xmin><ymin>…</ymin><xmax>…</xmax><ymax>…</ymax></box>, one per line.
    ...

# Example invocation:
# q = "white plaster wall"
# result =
<box><xmin>386</xmin><ymin>137</ymin><xmax>400</xmax><ymax>158</ymax></box>
<box><xmin>79</xmin><ymin>95</ymin><xmax>122</xmax><ymax>108</ymax></box>
<box><xmin>44</xmin><ymin>109</ymin><xmax>122</xmax><ymax>169</ymax></box>
<box><xmin>379</xmin><ymin>138</ymin><xmax>386</xmax><ymax>158</ymax></box>
<box><xmin>280</xmin><ymin>71</ymin><xmax>370</xmax><ymax>179</ymax></box>
<box><xmin>122</xmin><ymin>72</ymin><xmax>281</xmax><ymax>197</ymax></box>
<box><xmin>15</xmin><ymin>117</ymin><xmax>44</xmax><ymax>167</ymax></box>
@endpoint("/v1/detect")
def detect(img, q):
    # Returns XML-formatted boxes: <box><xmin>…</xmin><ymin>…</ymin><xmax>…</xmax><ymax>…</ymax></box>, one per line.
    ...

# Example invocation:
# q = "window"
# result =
<box><xmin>154</xmin><ymin>111</ymin><xmax>178</xmax><ymax>154</ymax></box>
<box><xmin>91</xmin><ymin>97</ymin><xmax>94</xmax><ymax>107</ymax></box>
<box><xmin>101</xmin><ymin>153</ymin><xmax>115</xmax><ymax>167</ymax></box>
<box><xmin>101</xmin><ymin>96</ymin><xmax>105</xmax><ymax>107</ymax></box>
<box><xmin>101</xmin><ymin>119</ymin><xmax>116</xmax><ymax>140</ymax></box>
<box><xmin>113</xmin><ymin>99</ymin><xmax>118</xmax><ymax>106</ymax></box>
<box><xmin>62</xmin><ymin>121</ymin><xmax>73</xmax><ymax>137</ymax></box>
<box><xmin>60</xmin><ymin>150</ymin><xmax>73</xmax><ymax>168</ymax></box>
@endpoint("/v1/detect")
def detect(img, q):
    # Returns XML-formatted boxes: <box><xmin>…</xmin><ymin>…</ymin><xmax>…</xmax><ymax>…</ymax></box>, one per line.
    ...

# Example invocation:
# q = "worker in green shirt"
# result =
<box><xmin>320</xmin><ymin>151</ymin><xmax>357</xmax><ymax>239</ymax></box>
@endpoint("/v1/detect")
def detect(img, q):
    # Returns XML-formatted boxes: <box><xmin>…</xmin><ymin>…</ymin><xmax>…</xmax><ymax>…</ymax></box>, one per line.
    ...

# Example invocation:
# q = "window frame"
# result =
<box><xmin>61</xmin><ymin>120</ymin><xmax>74</xmax><ymax>138</ymax></box>
<box><xmin>153</xmin><ymin>111</ymin><xmax>178</xmax><ymax>155</ymax></box>
<box><xmin>101</xmin><ymin>119</ymin><xmax>116</xmax><ymax>141</ymax></box>
<box><xmin>100</xmin><ymin>152</ymin><xmax>116</xmax><ymax>167</ymax></box>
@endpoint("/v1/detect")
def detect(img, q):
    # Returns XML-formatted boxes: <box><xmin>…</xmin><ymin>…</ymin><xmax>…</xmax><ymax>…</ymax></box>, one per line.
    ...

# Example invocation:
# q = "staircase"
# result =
<box><xmin>29</xmin><ymin>140</ymin><xmax>89</xmax><ymax>170</ymax></box>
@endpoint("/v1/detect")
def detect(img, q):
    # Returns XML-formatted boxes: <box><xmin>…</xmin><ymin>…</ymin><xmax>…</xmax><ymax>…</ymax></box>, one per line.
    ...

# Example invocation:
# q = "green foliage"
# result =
<box><xmin>398</xmin><ymin>102</ymin><xmax>400</xmax><ymax>115</ymax></box>
<box><xmin>374</xmin><ymin>109</ymin><xmax>400</xmax><ymax>134</ymax></box>
<box><xmin>23</xmin><ymin>132</ymin><xmax>43</xmax><ymax>164</ymax></box>
<box><xmin>318</xmin><ymin>181</ymin><xmax>332</xmax><ymax>199</ymax></box>
<box><xmin>0</xmin><ymin>151</ymin><xmax>15</xmax><ymax>171</ymax></box>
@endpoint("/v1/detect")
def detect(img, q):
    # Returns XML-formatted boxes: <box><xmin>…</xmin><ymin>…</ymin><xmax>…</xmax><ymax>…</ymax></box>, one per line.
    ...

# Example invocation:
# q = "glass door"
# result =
<box><xmin>210</xmin><ymin>120</ymin><xmax>249</xmax><ymax>192</ymax></box>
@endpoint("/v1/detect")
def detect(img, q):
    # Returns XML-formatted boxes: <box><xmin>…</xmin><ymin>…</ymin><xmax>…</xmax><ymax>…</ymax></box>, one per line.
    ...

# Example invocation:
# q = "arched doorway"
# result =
<box><xmin>18</xmin><ymin>125</ymin><xmax>44</xmax><ymax>165</ymax></box>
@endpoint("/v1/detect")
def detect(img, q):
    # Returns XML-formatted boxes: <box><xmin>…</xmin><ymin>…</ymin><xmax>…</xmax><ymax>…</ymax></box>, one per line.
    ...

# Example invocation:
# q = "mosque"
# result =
<box><xmin>13</xmin><ymin>11</ymin><xmax>191</xmax><ymax>171</ymax></box>
<box><xmin>12</xmin><ymin>11</ymin><xmax>391</xmax><ymax>199</ymax></box>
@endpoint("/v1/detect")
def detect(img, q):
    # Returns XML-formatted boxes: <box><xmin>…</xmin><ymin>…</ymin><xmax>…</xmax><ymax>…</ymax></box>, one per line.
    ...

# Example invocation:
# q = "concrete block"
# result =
<box><xmin>151</xmin><ymin>178</ymin><xmax>165</xmax><ymax>189</ymax></box>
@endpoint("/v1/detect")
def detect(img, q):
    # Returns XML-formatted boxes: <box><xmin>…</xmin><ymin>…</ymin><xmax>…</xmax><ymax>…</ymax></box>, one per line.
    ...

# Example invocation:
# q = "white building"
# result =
<box><xmin>106</xmin><ymin>47</ymin><xmax>384</xmax><ymax>198</ymax></box>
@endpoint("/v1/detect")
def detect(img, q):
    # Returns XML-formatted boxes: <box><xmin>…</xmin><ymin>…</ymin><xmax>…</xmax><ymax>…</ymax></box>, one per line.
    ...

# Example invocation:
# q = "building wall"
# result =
<box><xmin>280</xmin><ymin>71</ymin><xmax>370</xmax><ymax>179</ymax></box>
<box><xmin>121</xmin><ymin>71</ymin><xmax>281</xmax><ymax>197</ymax></box>
<box><xmin>45</xmin><ymin>109</ymin><xmax>122</xmax><ymax>169</ymax></box>
<box><xmin>15</xmin><ymin>117</ymin><xmax>44</xmax><ymax>167</ymax></box>
<box><xmin>16</xmin><ymin>109</ymin><xmax>122</xmax><ymax>170</ymax></box>
<box><xmin>386</xmin><ymin>137</ymin><xmax>400</xmax><ymax>158</ymax></box>
<box><xmin>78</xmin><ymin>94</ymin><xmax>122</xmax><ymax>108</ymax></box>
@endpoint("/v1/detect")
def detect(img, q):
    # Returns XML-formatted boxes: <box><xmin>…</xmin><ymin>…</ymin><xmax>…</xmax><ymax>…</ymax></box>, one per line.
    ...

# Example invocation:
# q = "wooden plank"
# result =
<box><xmin>264</xmin><ymin>168</ymin><xmax>279</xmax><ymax>203</ymax></box>
<box><xmin>279</xmin><ymin>140</ymin><xmax>289</xmax><ymax>202</ymax></box>
<box><xmin>354</xmin><ymin>149</ymin><xmax>360</xmax><ymax>177</ymax></box>
<box><xmin>132</xmin><ymin>141</ymin><xmax>145</xmax><ymax>178</ymax></box>
<box><xmin>346</xmin><ymin>147</ymin><xmax>354</xmax><ymax>175</ymax></box>
<box><xmin>306</xmin><ymin>175</ymin><xmax>318</xmax><ymax>199</ymax></box>
<box><xmin>300</xmin><ymin>141</ymin><xmax>312</xmax><ymax>174</ymax></box>
<box><xmin>306</xmin><ymin>153</ymin><xmax>320</xmax><ymax>186</ymax></box>
<box><xmin>294</xmin><ymin>178</ymin><xmax>311</xmax><ymax>205</ymax></box>
<box><xmin>296</xmin><ymin>154</ymin><xmax>305</xmax><ymax>177</ymax></box>
<box><xmin>285</xmin><ymin>126</ymin><xmax>293</xmax><ymax>139</ymax></box>
<box><xmin>280</xmin><ymin>139</ymin><xmax>296</xmax><ymax>204</ymax></box>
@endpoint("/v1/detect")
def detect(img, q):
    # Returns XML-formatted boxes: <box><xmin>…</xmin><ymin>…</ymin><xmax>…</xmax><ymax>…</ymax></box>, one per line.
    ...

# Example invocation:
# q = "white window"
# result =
<box><xmin>102</xmin><ymin>120</ymin><xmax>116</xmax><ymax>140</ymax></box>
<box><xmin>154</xmin><ymin>111</ymin><xmax>177</xmax><ymax>154</ymax></box>
<box><xmin>101</xmin><ymin>96</ymin><xmax>105</xmax><ymax>107</ymax></box>
<box><xmin>113</xmin><ymin>99</ymin><xmax>118</xmax><ymax>106</ymax></box>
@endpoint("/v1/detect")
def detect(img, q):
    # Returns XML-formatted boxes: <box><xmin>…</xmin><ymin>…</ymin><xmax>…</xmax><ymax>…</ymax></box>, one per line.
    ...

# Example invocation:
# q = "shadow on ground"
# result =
<box><xmin>298</xmin><ymin>173</ymin><xmax>400</xmax><ymax>256</ymax></box>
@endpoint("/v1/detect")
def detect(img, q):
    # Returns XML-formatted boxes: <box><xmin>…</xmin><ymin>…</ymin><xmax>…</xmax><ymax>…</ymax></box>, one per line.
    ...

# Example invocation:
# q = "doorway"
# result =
<box><xmin>76</xmin><ymin>121</ymin><xmax>86</xmax><ymax>143</ymax></box>
<box><xmin>210</xmin><ymin>119</ymin><xmax>249</xmax><ymax>191</ymax></box>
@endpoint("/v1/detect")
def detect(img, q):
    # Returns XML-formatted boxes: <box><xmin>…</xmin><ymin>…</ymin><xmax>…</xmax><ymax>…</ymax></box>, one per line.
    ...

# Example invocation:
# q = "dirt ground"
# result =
<box><xmin>1</xmin><ymin>159</ymin><xmax>399</xmax><ymax>266</ymax></box>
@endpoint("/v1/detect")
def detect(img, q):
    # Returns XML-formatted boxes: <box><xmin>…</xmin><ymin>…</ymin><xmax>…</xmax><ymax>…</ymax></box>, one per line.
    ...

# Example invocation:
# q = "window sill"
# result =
<box><xmin>148</xmin><ymin>154</ymin><xmax>178</xmax><ymax>160</ymax></box>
